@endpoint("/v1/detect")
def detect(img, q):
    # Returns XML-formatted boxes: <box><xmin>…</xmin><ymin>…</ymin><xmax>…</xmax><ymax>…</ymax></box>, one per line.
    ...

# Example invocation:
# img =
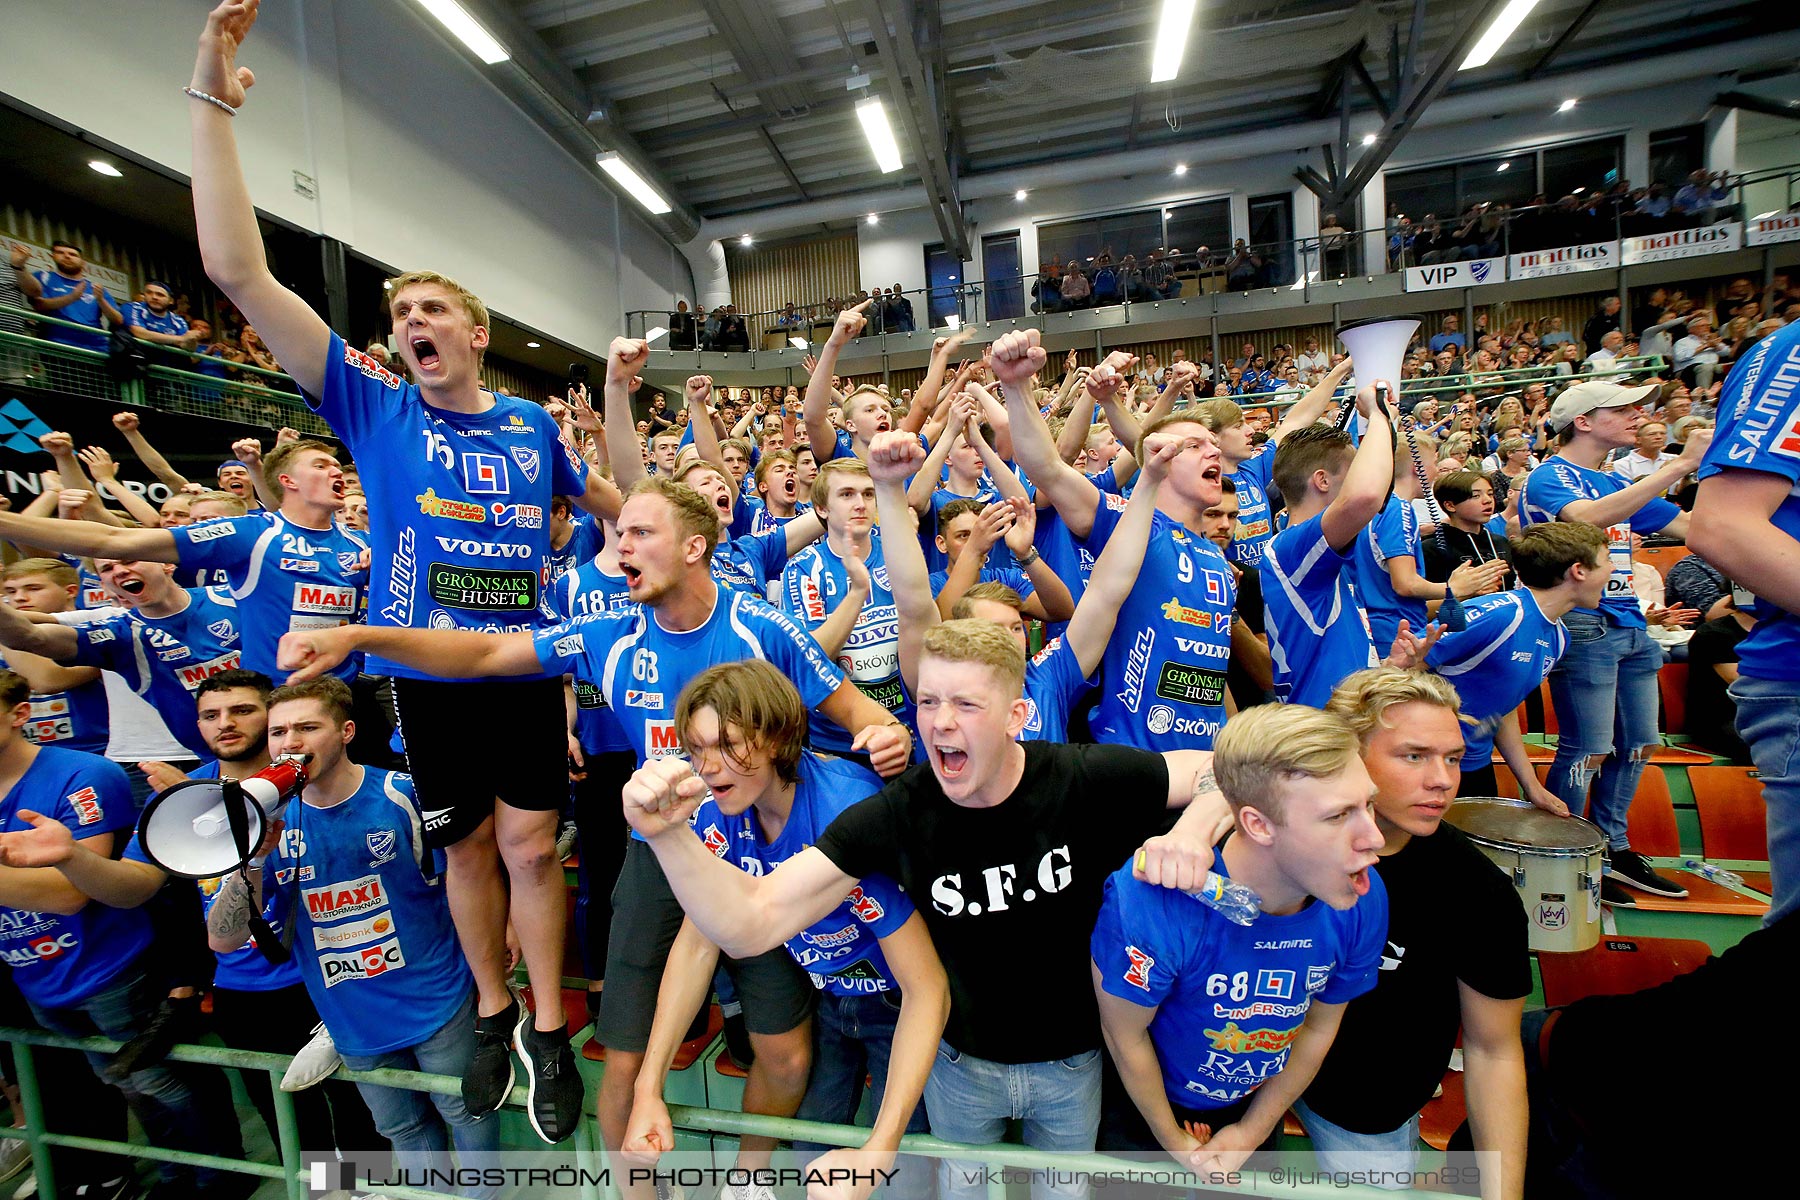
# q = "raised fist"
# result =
<box><xmin>989</xmin><ymin>329</ymin><xmax>1046</xmax><ymax>387</ymax></box>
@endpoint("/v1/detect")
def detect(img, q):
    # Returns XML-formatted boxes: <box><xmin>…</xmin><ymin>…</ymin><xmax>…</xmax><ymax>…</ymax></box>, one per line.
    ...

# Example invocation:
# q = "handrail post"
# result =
<box><xmin>271</xmin><ymin>1069</ymin><xmax>306</xmax><ymax>1200</ymax></box>
<box><xmin>12</xmin><ymin>1042</ymin><xmax>58</xmax><ymax>1200</ymax></box>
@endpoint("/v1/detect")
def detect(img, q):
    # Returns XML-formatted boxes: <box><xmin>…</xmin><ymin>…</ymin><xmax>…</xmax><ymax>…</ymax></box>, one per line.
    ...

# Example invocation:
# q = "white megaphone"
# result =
<box><xmin>135</xmin><ymin>755</ymin><xmax>310</xmax><ymax>879</ymax></box>
<box><xmin>1336</xmin><ymin>316</ymin><xmax>1422</xmax><ymax>420</ymax></box>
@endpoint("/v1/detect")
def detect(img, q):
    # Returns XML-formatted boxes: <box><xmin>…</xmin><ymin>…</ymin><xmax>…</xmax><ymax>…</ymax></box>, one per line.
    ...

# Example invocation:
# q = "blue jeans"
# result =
<box><xmin>1732</xmin><ymin>675</ymin><xmax>1800</xmax><ymax>925</ymax></box>
<box><xmin>1546</xmin><ymin>614</ymin><xmax>1662</xmax><ymax>850</ymax></box>
<box><xmin>795</xmin><ymin>991</ymin><xmax>932</xmax><ymax>1200</ymax></box>
<box><xmin>27</xmin><ymin>962</ymin><xmax>243</xmax><ymax>1189</ymax></box>
<box><xmin>339</xmin><ymin>988</ymin><xmax>500</xmax><ymax>1199</ymax></box>
<box><xmin>1289</xmin><ymin>1099</ymin><xmax>1419</xmax><ymax>1187</ymax></box>
<box><xmin>924</xmin><ymin>1041</ymin><xmax>1101</xmax><ymax>1200</ymax></box>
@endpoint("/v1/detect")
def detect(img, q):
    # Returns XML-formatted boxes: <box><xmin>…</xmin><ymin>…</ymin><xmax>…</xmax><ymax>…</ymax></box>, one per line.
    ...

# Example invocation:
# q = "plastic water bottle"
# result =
<box><xmin>1683</xmin><ymin>859</ymin><xmax>1744</xmax><ymax>887</ymax></box>
<box><xmin>1187</xmin><ymin>872</ymin><xmax>1263</xmax><ymax>926</ymax></box>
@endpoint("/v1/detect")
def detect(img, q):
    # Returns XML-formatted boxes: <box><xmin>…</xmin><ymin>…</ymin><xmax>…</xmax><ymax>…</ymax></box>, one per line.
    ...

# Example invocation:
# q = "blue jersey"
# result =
<box><xmin>1082</xmin><ymin>497</ymin><xmax>1235</xmax><ymax>750</ymax></box>
<box><xmin>714</xmin><ymin>525</ymin><xmax>793</xmax><ymax>597</ymax></box>
<box><xmin>170</xmin><ymin>511</ymin><xmax>369</xmax><ymax>681</ymax></box>
<box><xmin>546</xmin><ymin>559</ymin><xmax>635</xmax><ymax>754</ymax></box>
<box><xmin>1</xmin><ymin>649</ymin><xmax>109</xmax><ymax>755</ymax></box>
<box><xmin>546</xmin><ymin>516</ymin><xmax>601</xmax><ymax>582</ymax></box>
<box><xmin>32</xmin><ymin>272</ymin><xmax>112</xmax><ymax>351</ymax></box>
<box><xmin>531</xmin><ymin>587</ymin><xmax>844</xmax><ymax>769</ymax></box>
<box><xmin>121</xmin><ymin>303</ymin><xmax>187</xmax><ymax>340</ymax></box>
<box><xmin>1033</xmin><ymin>509</ymin><xmax>1093</xmax><ymax>642</ymax></box>
<box><xmin>1228</xmin><ymin>442</ymin><xmax>1278</xmax><ymax>567</ymax></box>
<box><xmin>738</xmin><ymin>498</ymin><xmax>810</xmax><ymax>539</ymax></box>
<box><xmin>1697</xmin><ymin>321</ymin><xmax>1800</xmax><ymax>680</ymax></box>
<box><xmin>1519</xmin><ymin>457</ymin><xmax>1679</xmax><ymax>629</ymax></box>
<box><xmin>927</xmin><ymin>565</ymin><xmax>1037</xmax><ymax>602</ymax></box>
<box><xmin>1092</xmin><ymin>856</ymin><xmax>1386</xmax><ymax>1112</ymax></box>
<box><xmin>1350</xmin><ymin>495</ymin><xmax>1429</xmax><ymax>653</ymax></box>
<box><xmin>263</xmin><ymin>769</ymin><xmax>470</xmax><ymax>1057</ymax></box>
<box><xmin>1427</xmin><ymin>589</ymin><xmax>1567</xmax><ymax>770</ymax></box>
<box><xmin>924</xmin><ymin>485</ymin><xmax>998</xmax><ymax>574</ymax></box>
<box><xmin>124</xmin><ymin>764</ymin><xmax>301</xmax><ymax>992</ymax></box>
<box><xmin>782</xmin><ymin>533</ymin><xmax>913</xmax><ymax>754</ymax></box>
<box><xmin>691</xmin><ymin>754</ymin><xmax>910</xmax><ymax>997</ymax></box>
<box><xmin>1261</xmin><ymin>512</ymin><xmax>1377</xmax><ymax>707</ymax></box>
<box><xmin>309</xmin><ymin>332</ymin><xmax>589</xmax><ymax>680</ymax></box>
<box><xmin>65</xmin><ymin>588</ymin><xmax>244</xmax><ymax>758</ymax></box>
<box><xmin>1020</xmin><ymin>635</ymin><xmax>1094</xmax><ymax>743</ymax></box>
<box><xmin>0</xmin><ymin>747</ymin><xmax>148</xmax><ymax>1008</ymax></box>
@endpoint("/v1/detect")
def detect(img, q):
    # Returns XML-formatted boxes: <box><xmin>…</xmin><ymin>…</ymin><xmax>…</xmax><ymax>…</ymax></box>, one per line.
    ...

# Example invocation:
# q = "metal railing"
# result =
<box><xmin>1209</xmin><ymin>354</ymin><xmax>1667</xmax><ymax>412</ymax></box>
<box><xmin>0</xmin><ymin>306</ymin><xmax>330</xmax><ymax>438</ymax></box>
<box><xmin>1</xmin><ymin>1026</ymin><xmax>1467</xmax><ymax>1200</ymax></box>
<box><xmin>629</xmin><ymin>160</ymin><xmax>1800</xmax><ymax>348</ymax></box>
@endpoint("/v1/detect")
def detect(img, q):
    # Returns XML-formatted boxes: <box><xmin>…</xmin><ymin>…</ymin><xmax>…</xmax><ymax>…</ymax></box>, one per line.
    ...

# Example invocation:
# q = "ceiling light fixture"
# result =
<box><xmin>1173</xmin><ymin>163</ymin><xmax>1189</xmax><ymax>176</ymax></box>
<box><xmin>88</xmin><ymin>160</ymin><xmax>122</xmax><ymax>177</ymax></box>
<box><xmin>1496</xmin><ymin>161</ymin><xmax>1510</xmax><ymax>172</ymax></box>
<box><xmin>412</xmin><ymin>0</ymin><xmax>510</xmax><ymax>64</ymax></box>
<box><xmin>1460</xmin><ymin>0</ymin><xmax>1543</xmax><ymax>70</ymax></box>
<box><xmin>1362</xmin><ymin>133</ymin><xmax>1378</xmax><ymax>146</ymax></box>
<box><xmin>1150</xmin><ymin>0</ymin><xmax>1199</xmax><ymax>83</ymax></box>
<box><xmin>525</xmin><ymin>341</ymin><xmax>541</xmax><ymax>348</ymax></box>
<box><xmin>1015</xmin><ymin>189</ymin><xmax>1029</xmax><ymax>202</ymax></box>
<box><xmin>867</xmin><ymin>213</ymin><xmax>880</xmax><ymax>226</ymax></box>
<box><xmin>1558</xmin><ymin>98</ymin><xmax>1578</xmax><ymax>113</ymax></box>
<box><xmin>596</xmin><ymin>153</ymin><xmax>673</xmax><ymax>215</ymax></box>
<box><xmin>739</xmin><ymin>234</ymin><xmax>754</xmax><ymax>247</ymax></box>
<box><xmin>856</xmin><ymin>98</ymin><xmax>904</xmax><ymax>173</ymax></box>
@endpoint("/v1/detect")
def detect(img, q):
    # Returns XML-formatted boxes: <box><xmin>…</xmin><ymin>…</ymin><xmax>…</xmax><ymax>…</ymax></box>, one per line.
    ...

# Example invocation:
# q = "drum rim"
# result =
<box><xmin>1446</xmin><ymin>795</ymin><xmax>1606</xmax><ymax>856</ymax></box>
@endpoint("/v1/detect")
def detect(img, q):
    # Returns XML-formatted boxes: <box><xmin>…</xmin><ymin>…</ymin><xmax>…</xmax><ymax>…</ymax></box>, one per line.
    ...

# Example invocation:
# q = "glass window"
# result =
<box><xmin>1164</xmin><ymin>199</ymin><xmax>1231</xmax><ymax>258</ymax></box>
<box><xmin>1648</xmin><ymin>125</ymin><xmax>1704</xmax><ymax>188</ymax></box>
<box><xmin>923</xmin><ymin>244</ymin><xmax>962</xmax><ymax>328</ymax></box>
<box><xmin>982</xmin><ymin>232</ymin><xmax>1023</xmax><ymax>321</ymax></box>
<box><xmin>1543</xmin><ymin>137</ymin><xmax>1624</xmax><ymax>199</ymax></box>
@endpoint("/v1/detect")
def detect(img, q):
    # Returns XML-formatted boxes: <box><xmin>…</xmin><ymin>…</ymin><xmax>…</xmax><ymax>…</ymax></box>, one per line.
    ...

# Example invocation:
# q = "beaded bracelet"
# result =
<box><xmin>182</xmin><ymin>86</ymin><xmax>238</xmax><ymax>116</ymax></box>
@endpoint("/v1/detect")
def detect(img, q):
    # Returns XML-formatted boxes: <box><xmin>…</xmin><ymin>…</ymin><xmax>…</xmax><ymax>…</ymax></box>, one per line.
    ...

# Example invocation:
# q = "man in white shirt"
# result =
<box><xmin>1673</xmin><ymin>316</ymin><xmax>1725</xmax><ymax>390</ymax></box>
<box><xmin>1295</xmin><ymin>337</ymin><xmax>1329</xmax><ymax>386</ymax></box>
<box><xmin>1610</xmin><ymin>420</ymin><xmax>1674</xmax><ymax>486</ymax></box>
<box><xmin>1585</xmin><ymin>330</ymin><xmax>1626</xmax><ymax>381</ymax></box>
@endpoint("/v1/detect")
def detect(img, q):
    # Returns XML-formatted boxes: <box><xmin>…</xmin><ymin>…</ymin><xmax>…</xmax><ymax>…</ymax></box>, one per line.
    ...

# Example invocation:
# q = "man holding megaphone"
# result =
<box><xmin>1</xmin><ymin>669</ymin><xmax>385</xmax><ymax>1163</ymax></box>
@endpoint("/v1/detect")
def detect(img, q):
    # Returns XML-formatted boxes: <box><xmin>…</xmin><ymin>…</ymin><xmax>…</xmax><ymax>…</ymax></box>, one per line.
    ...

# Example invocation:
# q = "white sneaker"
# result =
<box><xmin>281</xmin><ymin>1023</ymin><xmax>342</xmax><ymax>1091</ymax></box>
<box><xmin>719</xmin><ymin>1183</ymin><xmax>778</xmax><ymax>1200</ymax></box>
<box><xmin>0</xmin><ymin>1138</ymin><xmax>30</xmax><ymax>1185</ymax></box>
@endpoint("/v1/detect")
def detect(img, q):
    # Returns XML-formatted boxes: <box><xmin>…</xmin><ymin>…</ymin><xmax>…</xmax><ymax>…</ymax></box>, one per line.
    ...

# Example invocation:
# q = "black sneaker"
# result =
<box><xmin>1599</xmin><ymin>877</ymin><xmax>1638</xmax><ymax>907</ymax></box>
<box><xmin>517</xmin><ymin>1020</ymin><xmax>584</xmax><ymax>1144</ymax></box>
<box><xmin>462</xmin><ymin>999</ymin><xmax>519</xmax><ymax>1117</ymax></box>
<box><xmin>1608</xmin><ymin>849</ymin><xmax>1689</xmax><ymax>898</ymax></box>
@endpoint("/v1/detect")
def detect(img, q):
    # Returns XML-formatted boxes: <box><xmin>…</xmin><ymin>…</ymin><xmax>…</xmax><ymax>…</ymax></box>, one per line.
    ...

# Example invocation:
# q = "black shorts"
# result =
<box><xmin>391</xmin><ymin>675</ymin><xmax>569</xmax><ymax>849</ymax></box>
<box><xmin>595</xmin><ymin>838</ymin><xmax>814</xmax><ymax>1053</ymax></box>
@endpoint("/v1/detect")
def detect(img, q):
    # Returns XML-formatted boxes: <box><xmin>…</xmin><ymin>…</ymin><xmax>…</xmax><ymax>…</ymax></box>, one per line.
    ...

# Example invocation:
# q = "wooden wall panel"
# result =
<box><xmin>725</xmin><ymin>234</ymin><xmax>861</xmax><ymax>341</ymax></box>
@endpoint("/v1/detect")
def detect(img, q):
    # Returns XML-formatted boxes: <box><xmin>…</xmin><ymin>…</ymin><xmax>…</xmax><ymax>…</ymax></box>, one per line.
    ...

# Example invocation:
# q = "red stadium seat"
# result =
<box><xmin>1537</xmin><ymin>934</ymin><xmax>1712</xmax><ymax>1007</ymax></box>
<box><xmin>1619</xmin><ymin>769</ymin><xmax>1768</xmax><ymax>916</ymax></box>
<box><xmin>1689</xmin><ymin>766</ymin><xmax>1772</xmax><ymax>894</ymax></box>
<box><xmin>584</xmin><ymin>1004</ymin><xmax>723</xmax><ymax>1066</ymax></box>
<box><xmin>1657</xmin><ymin>663</ymin><xmax>1687</xmax><ymax>736</ymax></box>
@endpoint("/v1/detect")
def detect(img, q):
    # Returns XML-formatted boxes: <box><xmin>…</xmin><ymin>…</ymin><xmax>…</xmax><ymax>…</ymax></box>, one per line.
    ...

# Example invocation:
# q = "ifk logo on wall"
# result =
<box><xmin>1468</xmin><ymin>260</ymin><xmax>1492</xmax><ymax>283</ymax></box>
<box><xmin>0</xmin><ymin>399</ymin><xmax>52</xmax><ymax>454</ymax></box>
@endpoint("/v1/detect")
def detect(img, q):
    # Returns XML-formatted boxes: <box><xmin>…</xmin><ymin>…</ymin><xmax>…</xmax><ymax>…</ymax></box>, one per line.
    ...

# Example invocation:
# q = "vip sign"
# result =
<box><xmin>1404</xmin><ymin>257</ymin><xmax>1506</xmax><ymax>293</ymax></box>
<box><xmin>1620</xmin><ymin>222</ymin><xmax>1742</xmax><ymax>265</ymax></box>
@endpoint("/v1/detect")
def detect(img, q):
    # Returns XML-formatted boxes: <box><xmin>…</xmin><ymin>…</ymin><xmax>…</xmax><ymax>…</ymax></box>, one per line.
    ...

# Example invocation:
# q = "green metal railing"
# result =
<box><xmin>0</xmin><ymin>306</ymin><xmax>331</xmax><ymax>438</ymax></box>
<box><xmin>1</xmin><ymin>1027</ymin><xmax>1468</xmax><ymax>1200</ymax></box>
<box><xmin>1206</xmin><ymin>355</ymin><xmax>1668</xmax><ymax>411</ymax></box>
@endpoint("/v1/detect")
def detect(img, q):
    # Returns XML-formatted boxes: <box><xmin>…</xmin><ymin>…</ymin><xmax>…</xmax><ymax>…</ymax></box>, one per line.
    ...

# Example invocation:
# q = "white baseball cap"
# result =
<box><xmin>1548</xmin><ymin>379</ymin><xmax>1659</xmax><ymax>434</ymax></box>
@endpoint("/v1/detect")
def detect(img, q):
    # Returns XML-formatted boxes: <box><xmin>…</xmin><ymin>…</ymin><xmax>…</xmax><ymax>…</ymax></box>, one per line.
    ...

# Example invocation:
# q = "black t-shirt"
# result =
<box><xmin>1686</xmin><ymin>616</ymin><xmax>1750</xmax><ymax>762</ymax></box>
<box><xmin>1301</xmin><ymin>824</ymin><xmax>1530</xmax><ymax>1133</ymax></box>
<box><xmin>814</xmin><ymin>741</ymin><xmax>1171</xmax><ymax>1063</ymax></box>
<box><xmin>1422</xmin><ymin>523</ymin><xmax>1514</xmax><ymax>586</ymax></box>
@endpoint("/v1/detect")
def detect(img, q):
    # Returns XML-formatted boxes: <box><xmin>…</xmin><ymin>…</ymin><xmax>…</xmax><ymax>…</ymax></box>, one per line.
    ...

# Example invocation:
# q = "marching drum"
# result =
<box><xmin>1445</xmin><ymin>797</ymin><xmax>1604</xmax><ymax>952</ymax></box>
